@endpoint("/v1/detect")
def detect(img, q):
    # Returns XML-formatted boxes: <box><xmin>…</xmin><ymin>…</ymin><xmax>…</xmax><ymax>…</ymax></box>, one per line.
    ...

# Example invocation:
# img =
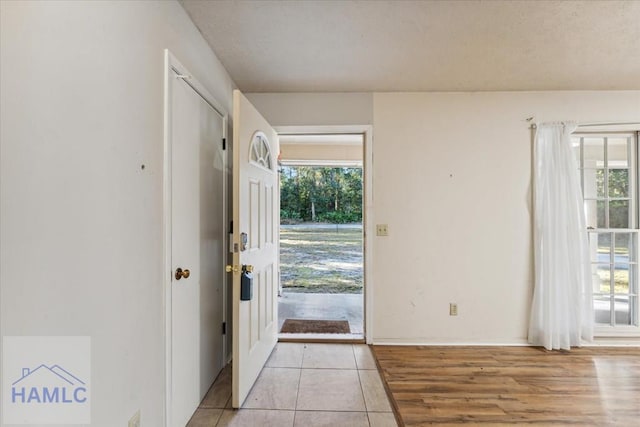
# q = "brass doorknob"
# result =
<box><xmin>226</xmin><ymin>265</ymin><xmax>254</xmax><ymax>273</ymax></box>
<box><xmin>175</xmin><ymin>268</ymin><xmax>190</xmax><ymax>280</ymax></box>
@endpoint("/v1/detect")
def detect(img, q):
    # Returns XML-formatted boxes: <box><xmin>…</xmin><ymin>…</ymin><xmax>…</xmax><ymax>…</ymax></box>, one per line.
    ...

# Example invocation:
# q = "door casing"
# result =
<box><xmin>275</xmin><ymin>125</ymin><xmax>374</xmax><ymax>343</ymax></box>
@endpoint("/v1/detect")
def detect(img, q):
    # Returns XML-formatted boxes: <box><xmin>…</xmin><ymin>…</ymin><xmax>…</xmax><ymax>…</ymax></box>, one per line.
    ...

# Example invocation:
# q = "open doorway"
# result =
<box><xmin>277</xmin><ymin>134</ymin><xmax>365</xmax><ymax>340</ymax></box>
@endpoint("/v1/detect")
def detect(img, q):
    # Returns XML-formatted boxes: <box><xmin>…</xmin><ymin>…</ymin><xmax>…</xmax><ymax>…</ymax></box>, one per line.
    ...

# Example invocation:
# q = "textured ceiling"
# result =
<box><xmin>181</xmin><ymin>0</ymin><xmax>640</xmax><ymax>92</ymax></box>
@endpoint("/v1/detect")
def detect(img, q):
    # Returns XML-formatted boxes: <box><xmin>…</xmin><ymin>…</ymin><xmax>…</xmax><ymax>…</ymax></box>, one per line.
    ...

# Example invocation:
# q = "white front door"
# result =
<box><xmin>168</xmin><ymin>58</ymin><xmax>226</xmax><ymax>426</ymax></box>
<box><xmin>231</xmin><ymin>90</ymin><xmax>279</xmax><ymax>408</ymax></box>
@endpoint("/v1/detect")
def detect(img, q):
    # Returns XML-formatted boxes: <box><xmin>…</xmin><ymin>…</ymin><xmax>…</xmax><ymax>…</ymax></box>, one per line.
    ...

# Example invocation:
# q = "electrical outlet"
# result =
<box><xmin>449</xmin><ymin>303</ymin><xmax>458</xmax><ymax>316</ymax></box>
<box><xmin>128</xmin><ymin>410</ymin><xmax>140</xmax><ymax>427</ymax></box>
<box><xmin>376</xmin><ymin>224</ymin><xmax>389</xmax><ymax>236</ymax></box>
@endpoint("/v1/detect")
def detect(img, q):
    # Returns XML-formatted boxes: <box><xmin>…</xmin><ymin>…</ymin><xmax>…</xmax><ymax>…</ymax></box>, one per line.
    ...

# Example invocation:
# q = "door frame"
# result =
<box><xmin>162</xmin><ymin>50</ymin><xmax>229</xmax><ymax>426</ymax></box>
<box><xmin>274</xmin><ymin>125</ymin><xmax>374</xmax><ymax>343</ymax></box>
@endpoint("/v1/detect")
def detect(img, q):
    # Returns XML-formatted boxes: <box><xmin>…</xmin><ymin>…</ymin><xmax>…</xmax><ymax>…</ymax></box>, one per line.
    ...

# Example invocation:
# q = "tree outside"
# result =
<box><xmin>280</xmin><ymin>166</ymin><xmax>363</xmax><ymax>293</ymax></box>
<box><xmin>280</xmin><ymin>166</ymin><xmax>362</xmax><ymax>224</ymax></box>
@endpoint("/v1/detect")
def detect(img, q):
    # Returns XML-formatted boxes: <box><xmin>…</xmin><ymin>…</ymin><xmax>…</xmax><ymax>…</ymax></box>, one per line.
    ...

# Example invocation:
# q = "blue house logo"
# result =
<box><xmin>11</xmin><ymin>364</ymin><xmax>87</xmax><ymax>404</ymax></box>
<box><xmin>2</xmin><ymin>336</ymin><xmax>91</xmax><ymax>424</ymax></box>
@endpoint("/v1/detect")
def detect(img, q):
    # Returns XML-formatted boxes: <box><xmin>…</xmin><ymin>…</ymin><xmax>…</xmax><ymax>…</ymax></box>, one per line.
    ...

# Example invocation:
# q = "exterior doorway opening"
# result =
<box><xmin>277</xmin><ymin>133</ymin><xmax>365</xmax><ymax>340</ymax></box>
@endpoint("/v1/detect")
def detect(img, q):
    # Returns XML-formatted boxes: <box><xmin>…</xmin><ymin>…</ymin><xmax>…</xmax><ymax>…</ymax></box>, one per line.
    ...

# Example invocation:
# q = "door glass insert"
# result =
<box><xmin>250</xmin><ymin>131</ymin><xmax>273</xmax><ymax>170</ymax></box>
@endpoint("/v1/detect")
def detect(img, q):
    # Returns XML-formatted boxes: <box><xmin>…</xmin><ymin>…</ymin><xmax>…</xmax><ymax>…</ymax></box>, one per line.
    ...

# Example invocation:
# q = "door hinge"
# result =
<box><xmin>222</xmin><ymin>138</ymin><xmax>226</xmax><ymax>150</ymax></box>
<box><xmin>222</xmin><ymin>322</ymin><xmax>227</xmax><ymax>335</ymax></box>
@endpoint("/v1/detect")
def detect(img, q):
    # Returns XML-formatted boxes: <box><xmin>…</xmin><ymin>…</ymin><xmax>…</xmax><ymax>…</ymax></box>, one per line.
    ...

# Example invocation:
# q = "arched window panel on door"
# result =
<box><xmin>249</xmin><ymin>131</ymin><xmax>273</xmax><ymax>170</ymax></box>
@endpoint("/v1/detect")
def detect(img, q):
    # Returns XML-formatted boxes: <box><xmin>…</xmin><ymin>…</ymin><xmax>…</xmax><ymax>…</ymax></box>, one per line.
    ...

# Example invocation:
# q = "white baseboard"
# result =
<box><xmin>370</xmin><ymin>338</ymin><xmax>530</xmax><ymax>346</ymax></box>
<box><xmin>586</xmin><ymin>338</ymin><xmax>640</xmax><ymax>347</ymax></box>
<box><xmin>370</xmin><ymin>338</ymin><xmax>640</xmax><ymax>347</ymax></box>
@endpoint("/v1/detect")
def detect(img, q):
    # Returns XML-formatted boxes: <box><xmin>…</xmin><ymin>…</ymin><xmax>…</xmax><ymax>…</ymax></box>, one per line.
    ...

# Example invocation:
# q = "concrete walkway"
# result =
<box><xmin>278</xmin><ymin>292</ymin><xmax>364</xmax><ymax>335</ymax></box>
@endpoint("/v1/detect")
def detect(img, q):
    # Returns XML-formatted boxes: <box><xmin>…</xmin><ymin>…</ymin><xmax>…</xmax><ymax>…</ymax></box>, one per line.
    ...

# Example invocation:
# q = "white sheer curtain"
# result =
<box><xmin>529</xmin><ymin>122</ymin><xmax>593</xmax><ymax>350</ymax></box>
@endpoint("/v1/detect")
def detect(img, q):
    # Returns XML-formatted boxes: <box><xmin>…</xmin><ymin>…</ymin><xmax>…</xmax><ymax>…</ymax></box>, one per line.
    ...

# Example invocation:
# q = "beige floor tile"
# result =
<box><xmin>186</xmin><ymin>408</ymin><xmax>223</xmax><ymax>427</ymax></box>
<box><xmin>294</xmin><ymin>411</ymin><xmax>369</xmax><ymax>427</ymax></box>
<box><xmin>216</xmin><ymin>409</ymin><xmax>295</xmax><ymax>427</ymax></box>
<box><xmin>358</xmin><ymin>370</ymin><xmax>392</xmax><ymax>412</ymax></box>
<box><xmin>353</xmin><ymin>344</ymin><xmax>377</xmax><ymax>369</ymax></box>
<box><xmin>242</xmin><ymin>367</ymin><xmax>300</xmax><ymax>409</ymax></box>
<box><xmin>200</xmin><ymin>364</ymin><xmax>232</xmax><ymax>408</ymax></box>
<box><xmin>297</xmin><ymin>369</ymin><xmax>366</xmax><ymax>411</ymax></box>
<box><xmin>302</xmin><ymin>343</ymin><xmax>356</xmax><ymax>369</ymax></box>
<box><xmin>368</xmin><ymin>412</ymin><xmax>398</xmax><ymax>427</ymax></box>
<box><xmin>266</xmin><ymin>343</ymin><xmax>305</xmax><ymax>368</ymax></box>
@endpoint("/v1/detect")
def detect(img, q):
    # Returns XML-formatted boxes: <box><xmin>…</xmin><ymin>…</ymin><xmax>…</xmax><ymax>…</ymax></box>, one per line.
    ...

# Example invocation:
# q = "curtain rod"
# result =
<box><xmin>527</xmin><ymin>119</ymin><xmax>640</xmax><ymax>129</ymax></box>
<box><xmin>577</xmin><ymin>122</ymin><xmax>640</xmax><ymax>127</ymax></box>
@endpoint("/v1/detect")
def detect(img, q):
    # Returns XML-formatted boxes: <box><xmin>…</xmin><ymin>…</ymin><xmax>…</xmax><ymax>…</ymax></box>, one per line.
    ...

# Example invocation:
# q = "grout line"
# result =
<box><xmin>291</xmin><ymin>344</ymin><xmax>306</xmax><ymax>423</ymax></box>
<box><xmin>293</xmin><ymin>409</ymin><xmax>370</xmax><ymax>413</ymax></box>
<box><xmin>365</xmin><ymin>410</ymin><xmax>372</xmax><ymax>427</ymax></box>
<box><xmin>299</xmin><ymin>366</ymin><xmax>359</xmax><ymax>370</ymax></box>
<box><xmin>356</xmin><ymin>364</ymin><xmax>370</xmax><ymax>414</ymax></box>
<box><xmin>350</xmin><ymin>342</ymin><xmax>358</xmax><ymax>370</ymax></box>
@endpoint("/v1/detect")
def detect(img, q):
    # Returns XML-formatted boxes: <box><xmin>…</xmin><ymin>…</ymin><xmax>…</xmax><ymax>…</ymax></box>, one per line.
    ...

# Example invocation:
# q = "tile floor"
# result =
<box><xmin>187</xmin><ymin>343</ymin><xmax>398</xmax><ymax>427</ymax></box>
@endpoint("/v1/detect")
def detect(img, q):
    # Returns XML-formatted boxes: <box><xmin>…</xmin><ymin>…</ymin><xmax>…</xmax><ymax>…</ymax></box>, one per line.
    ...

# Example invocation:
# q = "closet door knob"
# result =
<box><xmin>175</xmin><ymin>268</ymin><xmax>190</xmax><ymax>280</ymax></box>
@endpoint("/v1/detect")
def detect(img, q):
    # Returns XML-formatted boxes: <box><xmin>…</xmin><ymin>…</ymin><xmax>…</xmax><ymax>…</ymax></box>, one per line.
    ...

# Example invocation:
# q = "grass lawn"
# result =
<box><xmin>280</xmin><ymin>225</ymin><xmax>363</xmax><ymax>293</ymax></box>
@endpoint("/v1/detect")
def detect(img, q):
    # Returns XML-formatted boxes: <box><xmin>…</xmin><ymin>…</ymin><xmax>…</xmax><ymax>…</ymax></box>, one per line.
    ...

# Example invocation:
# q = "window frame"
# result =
<box><xmin>572</xmin><ymin>131</ymin><xmax>640</xmax><ymax>336</ymax></box>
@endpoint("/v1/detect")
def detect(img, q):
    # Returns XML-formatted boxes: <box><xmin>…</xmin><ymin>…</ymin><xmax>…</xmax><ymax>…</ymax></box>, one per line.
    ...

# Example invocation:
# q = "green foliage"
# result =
<box><xmin>280</xmin><ymin>166</ymin><xmax>362</xmax><ymax>223</ymax></box>
<box><xmin>317</xmin><ymin>211</ymin><xmax>361</xmax><ymax>224</ymax></box>
<box><xmin>595</xmin><ymin>169</ymin><xmax>630</xmax><ymax>228</ymax></box>
<box><xmin>280</xmin><ymin>209</ymin><xmax>302</xmax><ymax>224</ymax></box>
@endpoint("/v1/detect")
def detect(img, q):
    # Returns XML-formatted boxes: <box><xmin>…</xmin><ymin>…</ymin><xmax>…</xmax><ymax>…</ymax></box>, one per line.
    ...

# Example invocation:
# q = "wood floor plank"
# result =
<box><xmin>371</xmin><ymin>346</ymin><xmax>640</xmax><ymax>426</ymax></box>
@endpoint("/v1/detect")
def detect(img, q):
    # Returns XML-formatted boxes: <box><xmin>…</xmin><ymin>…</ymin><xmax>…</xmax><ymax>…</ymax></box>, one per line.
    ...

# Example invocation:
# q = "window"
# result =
<box><xmin>250</xmin><ymin>131</ymin><xmax>273</xmax><ymax>170</ymax></box>
<box><xmin>572</xmin><ymin>132</ymin><xmax>639</xmax><ymax>331</ymax></box>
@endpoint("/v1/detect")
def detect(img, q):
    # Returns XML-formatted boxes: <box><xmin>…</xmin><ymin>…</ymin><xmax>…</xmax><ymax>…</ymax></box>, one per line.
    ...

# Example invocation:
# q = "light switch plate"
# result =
<box><xmin>450</xmin><ymin>303</ymin><xmax>458</xmax><ymax>316</ymax></box>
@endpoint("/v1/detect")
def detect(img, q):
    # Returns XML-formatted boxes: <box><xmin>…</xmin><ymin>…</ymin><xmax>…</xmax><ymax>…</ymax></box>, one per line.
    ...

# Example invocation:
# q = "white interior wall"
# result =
<box><xmin>247</xmin><ymin>91</ymin><xmax>640</xmax><ymax>344</ymax></box>
<box><xmin>246</xmin><ymin>93</ymin><xmax>373</xmax><ymax>126</ymax></box>
<box><xmin>0</xmin><ymin>1</ymin><xmax>235</xmax><ymax>425</ymax></box>
<box><xmin>373</xmin><ymin>91</ymin><xmax>639</xmax><ymax>344</ymax></box>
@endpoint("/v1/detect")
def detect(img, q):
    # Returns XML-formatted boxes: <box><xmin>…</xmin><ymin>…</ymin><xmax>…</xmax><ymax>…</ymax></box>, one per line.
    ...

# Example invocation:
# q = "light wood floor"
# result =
<box><xmin>371</xmin><ymin>346</ymin><xmax>640</xmax><ymax>426</ymax></box>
